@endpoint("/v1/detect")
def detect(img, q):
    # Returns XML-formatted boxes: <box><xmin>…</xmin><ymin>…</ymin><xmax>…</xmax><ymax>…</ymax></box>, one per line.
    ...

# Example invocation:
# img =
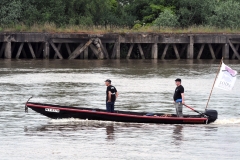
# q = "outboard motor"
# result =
<box><xmin>204</xmin><ymin>110</ymin><xmax>218</xmax><ymax>123</ymax></box>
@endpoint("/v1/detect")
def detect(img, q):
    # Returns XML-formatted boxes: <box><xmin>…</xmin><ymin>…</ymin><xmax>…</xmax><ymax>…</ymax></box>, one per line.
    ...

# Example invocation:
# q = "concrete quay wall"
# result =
<box><xmin>0</xmin><ymin>33</ymin><xmax>240</xmax><ymax>59</ymax></box>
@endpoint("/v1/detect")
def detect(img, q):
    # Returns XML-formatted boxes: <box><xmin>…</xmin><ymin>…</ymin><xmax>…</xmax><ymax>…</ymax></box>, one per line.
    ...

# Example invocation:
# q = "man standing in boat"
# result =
<box><xmin>173</xmin><ymin>78</ymin><xmax>185</xmax><ymax>117</ymax></box>
<box><xmin>105</xmin><ymin>79</ymin><xmax>118</xmax><ymax>112</ymax></box>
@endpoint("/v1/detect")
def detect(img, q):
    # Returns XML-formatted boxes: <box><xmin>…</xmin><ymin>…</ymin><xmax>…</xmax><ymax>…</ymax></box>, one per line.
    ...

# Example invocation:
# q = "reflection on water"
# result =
<box><xmin>106</xmin><ymin>125</ymin><xmax>115</xmax><ymax>141</ymax></box>
<box><xmin>1</xmin><ymin>59</ymin><xmax>240</xmax><ymax>159</ymax></box>
<box><xmin>172</xmin><ymin>125</ymin><xmax>183</xmax><ymax>146</ymax></box>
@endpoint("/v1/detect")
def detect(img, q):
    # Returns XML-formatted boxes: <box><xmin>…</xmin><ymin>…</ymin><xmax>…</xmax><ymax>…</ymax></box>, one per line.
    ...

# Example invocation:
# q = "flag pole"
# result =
<box><xmin>205</xmin><ymin>57</ymin><xmax>223</xmax><ymax>110</ymax></box>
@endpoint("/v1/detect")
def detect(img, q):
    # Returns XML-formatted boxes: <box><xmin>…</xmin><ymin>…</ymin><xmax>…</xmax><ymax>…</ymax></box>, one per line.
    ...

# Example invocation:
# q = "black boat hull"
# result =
<box><xmin>26</xmin><ymin>102</ymin><xmax>217</xmax><ymax>124</ymax></box>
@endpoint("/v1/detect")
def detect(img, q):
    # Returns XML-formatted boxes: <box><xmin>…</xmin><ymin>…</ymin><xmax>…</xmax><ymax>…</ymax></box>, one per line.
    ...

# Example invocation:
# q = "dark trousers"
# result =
<box><xmin>106</xmin><ymin>102</ymin><xmax>115</xmax><ymax>112</ymax></box>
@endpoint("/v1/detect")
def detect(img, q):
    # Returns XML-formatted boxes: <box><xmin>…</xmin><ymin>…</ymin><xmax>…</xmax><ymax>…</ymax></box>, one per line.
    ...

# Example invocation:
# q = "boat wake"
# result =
<box><xmin>48</xmin><ymin>118</ymin><xmax>154</xmax><ymax>127</ymax></box>
<box><xmin>49</xmin><ymin>118</ymin><xmax>240</xmax><ymax>126</ymax></box>
<box><xmin>213</xmin><ymin>118</ymin><xmax>240</xmax><ymax>125</ymax></box>
<box><xmin>49</xmin><ymin>118</ymin><xmax>123</xmax><ymax>125</ymax></box>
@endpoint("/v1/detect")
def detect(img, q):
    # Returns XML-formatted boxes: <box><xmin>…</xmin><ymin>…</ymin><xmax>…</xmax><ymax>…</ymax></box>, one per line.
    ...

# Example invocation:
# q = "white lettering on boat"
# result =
<box><xmin>45</xmin><ymin>108</ymin><xmax>60</xmax><ymax>113</ymax></box>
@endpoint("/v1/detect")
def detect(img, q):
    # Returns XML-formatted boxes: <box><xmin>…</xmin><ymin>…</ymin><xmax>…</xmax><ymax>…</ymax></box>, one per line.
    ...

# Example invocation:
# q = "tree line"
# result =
<box><xmin>1</xmin><ymin>0</ymin><xmax>240</xmax><ymax>30</ymax></box>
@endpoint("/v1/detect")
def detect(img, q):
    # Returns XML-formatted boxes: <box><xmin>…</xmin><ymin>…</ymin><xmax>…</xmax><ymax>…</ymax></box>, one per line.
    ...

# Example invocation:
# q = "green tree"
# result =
<box><xmin>177</xmin><ymin>0</ymin><xmax>215</xmax><ymax>27</ymax></box>
<box><xmin>153</xmin><ymin>9</ymin><xmax>179</xmax><ymax>28</ymax></box>
<box><xmin>124</xmin><ymin>0</ymin><xmax>177</xmax><ymax>25</ymax></box>
<box><xmin>208</xmin><ymin>0</ymin><xmax>240</xmax><ymax>29</ymax></box>
<box><xmin>0</xmin><ymin>0</ymin><xmax>22</xmax><ymax>25</ymax></box>
<box><xmin>20</xmin><ymin>0</ymin><xmax>67</xmax><ymax>26</ymax></box>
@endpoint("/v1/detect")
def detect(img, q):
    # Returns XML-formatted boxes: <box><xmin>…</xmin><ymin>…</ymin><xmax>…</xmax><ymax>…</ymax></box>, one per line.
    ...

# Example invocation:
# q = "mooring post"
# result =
<box><xmin>187</xmin><ymin>35</ymin><xmax>194</xmax><ymax>59</ymax></box>
<box><xmin>222</xmin><ymin>43</ymin><xmax>229</xmax><ymax>59</ymax></box>
<box><xmin>44</xmin><ymin>41</ymin><xmax>49</xmax><ymax>59</ymax></box>
<box><xmin>4</xmin><ymin>41</ymin><xmax>11</xmax><ymax>59</ymax></box>
<box><xmin>151</xmin><ymin>43</ymin><xmax>158</xmax><ymax>59</ymax></box>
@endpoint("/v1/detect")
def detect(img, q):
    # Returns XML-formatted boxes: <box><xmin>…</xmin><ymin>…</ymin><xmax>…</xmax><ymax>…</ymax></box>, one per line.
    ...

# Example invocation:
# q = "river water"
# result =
<box><xmin>0</xmin><ymin>59</ymin><xmax>240</xmax><ymax>160</ymax></box>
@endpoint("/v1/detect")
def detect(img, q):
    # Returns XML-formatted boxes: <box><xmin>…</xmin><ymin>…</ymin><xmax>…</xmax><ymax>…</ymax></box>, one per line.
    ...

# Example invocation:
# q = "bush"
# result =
<box><xmin>78</xmin><ymin>16</ymin><xmax>94</xmax><ymax>26</ymax></box>
<box><xmin>207</xmin><ymin>0</ymin><xmax>240</xmax><ymax>29</ymax></box>
<box><xmin>132</xmin><ymin>23</ymin><xmax>142</xmax><ymax>30</ymax></box>
<box><xmin>153</xmin><ymin>9</ymin><xmax>179</xmax><ymax>28</ymax></box>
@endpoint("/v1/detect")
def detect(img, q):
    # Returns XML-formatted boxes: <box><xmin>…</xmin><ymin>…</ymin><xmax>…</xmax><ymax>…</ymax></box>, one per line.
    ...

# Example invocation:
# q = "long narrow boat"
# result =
<box><xmin>25</xmin><ymin>101</ymin><xmax>218</xmax><ymax>124</ymax></box>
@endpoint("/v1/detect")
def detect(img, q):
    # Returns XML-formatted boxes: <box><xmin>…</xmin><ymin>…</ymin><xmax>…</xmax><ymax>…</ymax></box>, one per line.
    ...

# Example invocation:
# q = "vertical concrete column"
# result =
<box><xmin>114</xmin><ymin>35</ymin><xmax>120</xmax><ymax>59</ymax></box>
<box><xmin>44</xmin><ymin>41</ymin><xmax>49</xmax><ymax>59</ymax></box>
<box><xmin>222</xmin><ymin>43</ymin><xmax>229</xmax><ymax>59</ymax></box>
<box><xmin>116</xmin><ymin>42</ymin><xmax>120</xmax><ymax>59</ymax></box>
<box><xmin>151</xmin><ymin>43</ymin><xmax>158</xmax><ymax>59</ymax></box>
<box><xmin>187</xmin><ymin>35</ymin><xmax>194</xmax><ymax>59</ymax></box>
<box><xmin>4</xmin><ymin>41</ymin><xmax>11</xmax><ymax>59</ymax></box>
<box><xmin>84</xmin><ymin>47</ymin><xmax>88</xmax><ymax>59</ymax></box>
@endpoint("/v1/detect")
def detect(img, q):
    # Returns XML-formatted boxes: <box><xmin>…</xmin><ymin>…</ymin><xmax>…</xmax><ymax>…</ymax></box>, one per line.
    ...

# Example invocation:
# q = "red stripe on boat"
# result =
<box><xmin>26</xmin><ymin>103</ymin><xmax>207</xmax><ymax>122</ymax></box>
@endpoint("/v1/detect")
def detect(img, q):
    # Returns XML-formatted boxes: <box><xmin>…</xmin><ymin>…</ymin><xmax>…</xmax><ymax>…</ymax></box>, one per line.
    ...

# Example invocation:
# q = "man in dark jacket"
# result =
<box><xmin>105</xmin><ymin>79</ymin><xmax>118</xmax><ymax>112</ymax></box>
<box><xmin>173</xmin><ymin>78</ymin><xmax>185</xmax><ymax>117</ymax></box>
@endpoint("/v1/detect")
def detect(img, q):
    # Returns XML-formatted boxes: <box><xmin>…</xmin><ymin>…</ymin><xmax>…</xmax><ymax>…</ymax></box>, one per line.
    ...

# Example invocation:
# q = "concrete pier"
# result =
<box><xmin>0</xmin><ymin>33</ymin><xmax>240</xmax><ymax>60</ymax></box>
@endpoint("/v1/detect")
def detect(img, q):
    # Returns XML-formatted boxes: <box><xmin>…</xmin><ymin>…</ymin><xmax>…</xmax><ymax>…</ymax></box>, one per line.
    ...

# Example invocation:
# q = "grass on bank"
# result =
<box><xmin>0</xmin><ymin>23</ymin><xmax>240</xmax><ymax>34</ymax></box>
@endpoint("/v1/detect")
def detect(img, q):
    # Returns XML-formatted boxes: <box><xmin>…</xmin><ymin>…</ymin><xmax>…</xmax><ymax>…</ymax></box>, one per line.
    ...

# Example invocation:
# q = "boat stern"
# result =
<box><xmin>204</xmin><ymin>109</ymin><xmax>218</xmax><ymax>123</ymax></box>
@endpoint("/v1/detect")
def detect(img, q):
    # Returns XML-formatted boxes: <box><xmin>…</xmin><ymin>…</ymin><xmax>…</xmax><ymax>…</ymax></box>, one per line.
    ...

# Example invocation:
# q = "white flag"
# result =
<box><xmin>214</xmin><ymin>62</ymin><xmax>237</xmax><ymax>91</ymax></box>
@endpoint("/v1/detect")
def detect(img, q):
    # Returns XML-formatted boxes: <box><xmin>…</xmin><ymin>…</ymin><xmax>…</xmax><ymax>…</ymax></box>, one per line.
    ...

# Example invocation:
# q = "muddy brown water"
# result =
<box><xmin>0</xmin><ymin>59</ymin><xmax>240</xmax><ymax>160</ymax></box>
